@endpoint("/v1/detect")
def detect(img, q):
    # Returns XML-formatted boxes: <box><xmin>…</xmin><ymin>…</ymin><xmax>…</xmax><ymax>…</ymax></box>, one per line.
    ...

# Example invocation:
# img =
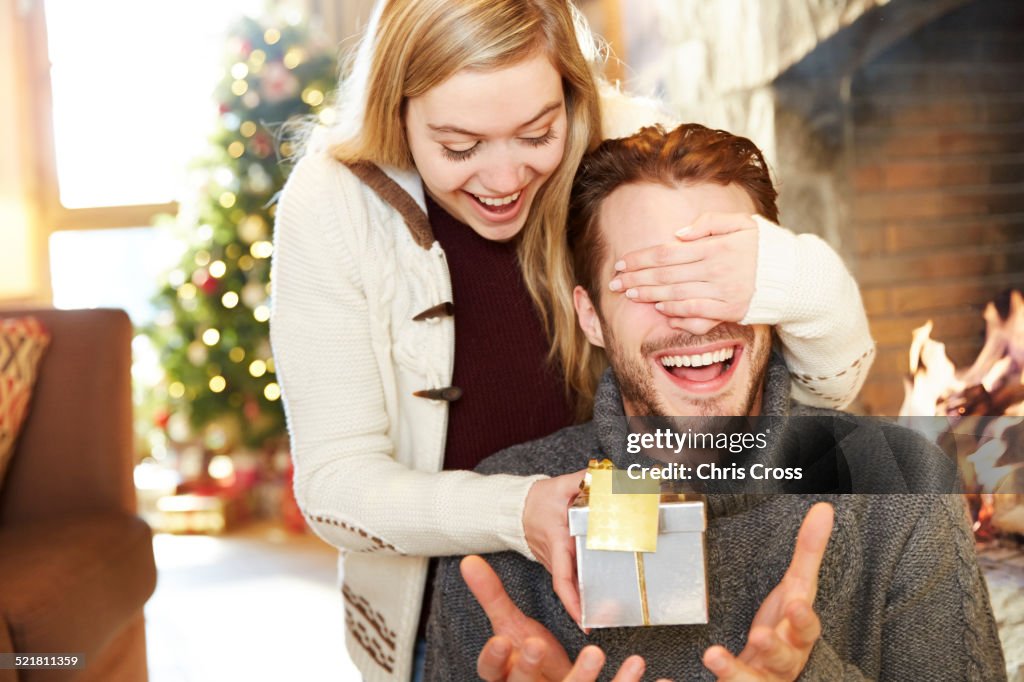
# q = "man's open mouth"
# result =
<box><xmin>656</xmin><ymin>344</ymin><xmax>742</xmax><ymax>390</ymax></box>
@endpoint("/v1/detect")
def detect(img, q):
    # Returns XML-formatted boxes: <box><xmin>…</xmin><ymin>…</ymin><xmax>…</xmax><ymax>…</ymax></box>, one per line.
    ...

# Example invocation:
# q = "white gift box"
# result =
<box><xmin>569</xmin><ymin>496</ymin><xmax>708</xmax><ymax>628</ymax></box>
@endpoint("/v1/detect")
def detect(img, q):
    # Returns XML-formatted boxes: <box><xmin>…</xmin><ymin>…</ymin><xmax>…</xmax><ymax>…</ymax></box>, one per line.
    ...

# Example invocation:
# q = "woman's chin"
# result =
<box><xmin>465</xmin><ymin>220</ymin><xmax>525</xmax><ymax>242</ymax></box>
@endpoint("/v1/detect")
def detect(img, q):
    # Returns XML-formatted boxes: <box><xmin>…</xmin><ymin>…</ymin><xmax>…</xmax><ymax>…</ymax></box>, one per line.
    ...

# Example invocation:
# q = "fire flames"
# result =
<box><xmin>898</xmin><ymin>291</ymin><xmax>1024</xmax><ymax>539</ymax></box>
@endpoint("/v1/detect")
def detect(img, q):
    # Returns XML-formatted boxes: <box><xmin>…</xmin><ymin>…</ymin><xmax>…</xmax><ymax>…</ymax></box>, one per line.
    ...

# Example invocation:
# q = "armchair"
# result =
<box><xmin>0</xmin><ymin>308</ymin><xmax>157</xmax><ymax>681</ymax></box>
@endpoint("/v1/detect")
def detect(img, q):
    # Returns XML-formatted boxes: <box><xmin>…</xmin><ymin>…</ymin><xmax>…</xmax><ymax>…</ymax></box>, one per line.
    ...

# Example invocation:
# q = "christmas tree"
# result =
<box><xmin>146</xmin><ymin>15</ymin><xmax>337</xmax><ymax>455</ymax></box>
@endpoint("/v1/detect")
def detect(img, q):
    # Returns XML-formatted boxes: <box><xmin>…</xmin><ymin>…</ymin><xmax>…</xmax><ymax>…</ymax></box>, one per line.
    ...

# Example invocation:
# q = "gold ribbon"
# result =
<box><xmin>581</xmin><ymin>459</ymin><xmax>659</xmax><ymax>625</ymax></box>
<box><xmin>635</xmin><ymin>552</ymin><xmax>650</xmax><ymax>626</ymax></box>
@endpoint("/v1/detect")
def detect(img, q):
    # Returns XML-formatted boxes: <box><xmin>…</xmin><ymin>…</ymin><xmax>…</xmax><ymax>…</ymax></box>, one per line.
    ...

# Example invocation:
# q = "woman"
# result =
<box><xmin>269</xmin><ymin>1</ymin><xmax>875</xmax><ymax>680</ymax></box>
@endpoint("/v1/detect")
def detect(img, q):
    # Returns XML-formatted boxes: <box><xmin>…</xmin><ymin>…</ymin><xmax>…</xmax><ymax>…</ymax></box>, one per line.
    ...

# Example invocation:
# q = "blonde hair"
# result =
<box><xmin>329</xmin><ymin>0</ymin><xmax>605</xmax><ymax>418</ymax></box>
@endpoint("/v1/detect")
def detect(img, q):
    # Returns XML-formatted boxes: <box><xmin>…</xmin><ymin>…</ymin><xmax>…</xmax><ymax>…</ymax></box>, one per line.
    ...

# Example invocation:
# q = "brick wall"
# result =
<box><xmin>848</xmin><ymin>0</ymin><xmax>1024</xmax><ymax>415</ymax></box>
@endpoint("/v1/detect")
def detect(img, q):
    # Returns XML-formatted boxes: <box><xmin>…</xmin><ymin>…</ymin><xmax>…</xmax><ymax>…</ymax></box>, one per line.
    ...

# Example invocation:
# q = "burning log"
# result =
<box><xmin>945</xmin><ymin>384</ymin><xmax>991</xmax><ymax>420</ymax></box>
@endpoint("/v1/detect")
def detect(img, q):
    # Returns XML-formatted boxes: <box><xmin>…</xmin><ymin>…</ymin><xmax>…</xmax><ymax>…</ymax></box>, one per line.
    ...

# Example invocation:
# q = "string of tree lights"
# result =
<box><xmin>145</xmin><ymin>14</ymin><xmax>336</xmax><ymax>455</ymax></box>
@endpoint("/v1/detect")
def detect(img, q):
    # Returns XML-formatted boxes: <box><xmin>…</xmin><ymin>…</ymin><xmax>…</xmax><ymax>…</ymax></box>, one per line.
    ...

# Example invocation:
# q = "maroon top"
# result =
<box><xmin>417</xmin><ymin>193</ymin><xmax>575</xmax><ymax>637</ymax></box>
<box><xmin>426</xmin><ymin>193</ymin><xmax>574</xmax><ymax>470</ymax></box>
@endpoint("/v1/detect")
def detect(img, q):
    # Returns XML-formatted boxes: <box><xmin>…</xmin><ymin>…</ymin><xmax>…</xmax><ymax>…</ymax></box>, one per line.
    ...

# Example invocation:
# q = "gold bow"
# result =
<box><xmin>581</xmin><ymin>459</ymin><xmax>660</xmax><ymax>625</ymax></box>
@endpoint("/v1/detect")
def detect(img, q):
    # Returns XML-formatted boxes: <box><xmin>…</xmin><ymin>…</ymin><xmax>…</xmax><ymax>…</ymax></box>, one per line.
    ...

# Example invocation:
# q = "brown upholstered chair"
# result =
<box><xmin>0</xmin><ymin>308</ymin><xmax>157</xmax><ymax>682</ymax></box>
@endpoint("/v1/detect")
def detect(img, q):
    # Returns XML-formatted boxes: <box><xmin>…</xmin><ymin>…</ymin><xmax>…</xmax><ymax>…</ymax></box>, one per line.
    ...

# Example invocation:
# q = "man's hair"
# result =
<box><xmin>568</xmin><ymin>123</ymin><xmax>779</xmax><ymax>301</ymax></box>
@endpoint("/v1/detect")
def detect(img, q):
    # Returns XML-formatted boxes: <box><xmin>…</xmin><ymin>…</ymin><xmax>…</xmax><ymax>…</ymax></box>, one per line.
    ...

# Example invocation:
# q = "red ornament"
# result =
<box><xmin>250</xmin><ymin>131</ymin><xmax>273</xmax><ymax>158</ymax></box>
<box><xmin>244</xmin><ymin>397</ymin><xmax>261</xmax><ymax>421</ymax></box>
<box><xmin>153</xmin><ymin>407</ymin><xmax>170</xmax><ymax>429</ymax></box>
<box><xmin>240</xmin><ymin>39</ymin><xmax>253</xmax><ymax>56</ymax></box>
<box><xmin>192</xmin><ymin>268</ymin><xmax>219</xmax><ymax>295</ymax></box>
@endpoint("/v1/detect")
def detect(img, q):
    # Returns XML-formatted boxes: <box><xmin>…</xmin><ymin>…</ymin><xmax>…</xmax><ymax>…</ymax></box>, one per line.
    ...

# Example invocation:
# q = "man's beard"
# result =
<box><xmin>604</xmin><ymin>322</ymin><xmax>769</xmax><ymax>421</ymax></box>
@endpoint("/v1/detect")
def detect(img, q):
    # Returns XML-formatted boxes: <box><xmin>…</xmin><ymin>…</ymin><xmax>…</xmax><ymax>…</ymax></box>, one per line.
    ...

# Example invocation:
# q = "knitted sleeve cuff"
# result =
<box><xmin>494</xmin><ymin>473</ymin><xmax>550</xmax><ymax>561</ymax></box>
<box><xmin>741</xmin><ymin>215</ymin><xmax>799</xmax><ymax>326</ymax></box>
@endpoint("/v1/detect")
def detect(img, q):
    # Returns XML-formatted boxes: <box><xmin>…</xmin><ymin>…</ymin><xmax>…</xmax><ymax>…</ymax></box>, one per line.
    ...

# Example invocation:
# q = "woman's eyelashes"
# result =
<box><xmin>442</xmin><ymin>143</ymin><xmax>479</xmax><ymax>162</ymax></box>
<box><xmin>440</xmin><ymin>130</ymin><xmax>558</xmax><ymax>162</ymax></box>
<box><xmin>522</xmin><ymin>129</ymin><xmax>558</xmax><ymax>148</ymax></box>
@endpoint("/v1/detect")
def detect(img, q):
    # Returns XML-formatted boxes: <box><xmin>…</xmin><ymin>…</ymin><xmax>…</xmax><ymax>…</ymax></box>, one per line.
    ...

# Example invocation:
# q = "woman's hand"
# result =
<box><xmin>608</xmin><ymin>213</ymin><xmax>759</xmax><ymax>336</ymax></box>
<box><xmin>523</xmin><ymin>470</ymin><xmax>586</xmax><ymax>624</ymax></box>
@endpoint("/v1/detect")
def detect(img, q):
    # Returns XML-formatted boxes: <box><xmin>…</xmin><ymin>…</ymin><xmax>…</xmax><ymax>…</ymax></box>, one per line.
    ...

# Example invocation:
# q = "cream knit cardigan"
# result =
<box><xmin>270</xmin><ymin>108</ymin><xmax>876</xmax><ymax>682</ymax></box>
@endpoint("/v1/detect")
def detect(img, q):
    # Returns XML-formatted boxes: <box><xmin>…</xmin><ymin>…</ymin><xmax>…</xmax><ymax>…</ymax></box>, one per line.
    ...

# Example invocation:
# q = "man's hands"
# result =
<box><xmin>608</xmin><ymin>212</ymin><xmax>759</xmax><ymax>336</ymax></box>
<box><xmin>464</xmin><ymin>556</ymin><xmax>661</xmax><ymax>682</ymax></box>
<box><xmin>462</xmin><ymin>555</ymin><xmax>573</xmax><ymax>680</ymax></box>
<box><xmin>483</xmin><ymin>499</ymin><xmax>835</xmax><ymax>681</ymax></box>
<box><xmin>702</xmin><ymin>502</ymin><xmax>835</xmax><ymax>681</ymax></box>
<box><xmin>478</xmin><ymin>636</ymin><xmax>651</xmax><ymax>682</ymax></box>
<box><xmin>523</xmin><ymin>471</ymin><xmax>586</xmax><ymax>624</ymax></box>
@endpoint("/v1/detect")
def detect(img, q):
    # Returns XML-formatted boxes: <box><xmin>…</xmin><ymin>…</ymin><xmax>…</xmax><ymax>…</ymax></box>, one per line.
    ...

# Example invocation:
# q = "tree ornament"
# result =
<box><xmin>187</xmin><ymin>340</ymin><xmax>209</xmax><ymax>366</ymax></box>
<box><xmin>241</xmin><ymin>281</ymin><xmax>265</xmax><ymax>309</ymax></box>
<box><xmin>250</xmin><ymin>131</ymin><xmax>273</xmax><ymax>158</ymax></box>
<box><xmin>238</xmin><ymin>215</ymin><xmax>268</xmax><ymax>244</ymax></box>
<box><xmin>153</xmin><ymin>407</ymin><xmax>171</xmax><ymax>430</ymax></box>
<box><xmin>261</xmin><ymin>60</ymin><xmax>300</xmax><ymax>102</ymax></box>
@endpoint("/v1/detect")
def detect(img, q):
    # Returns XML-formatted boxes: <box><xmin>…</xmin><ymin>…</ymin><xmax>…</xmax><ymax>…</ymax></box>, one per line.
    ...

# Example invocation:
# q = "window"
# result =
<box><xmin>18</xmin><ymin>0</ymin><xmax>270</xmax><ymax>310</ymax></box>
<box><xmin>49</xmin><ymin>227</ymin><xmax>184</xmax><ymax>324</ymax></box>
<box><xmin>45</xmin><ymin>0</ymin><xmax>266</xmax><ymax>210</ymax></box>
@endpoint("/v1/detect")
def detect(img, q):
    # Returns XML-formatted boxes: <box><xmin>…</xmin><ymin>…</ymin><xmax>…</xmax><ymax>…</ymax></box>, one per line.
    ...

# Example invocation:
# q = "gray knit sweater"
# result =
<box><xmin>424</xmin><ymin>358</ymin><xmax>1007</xmax><ymax>681</ymax></box>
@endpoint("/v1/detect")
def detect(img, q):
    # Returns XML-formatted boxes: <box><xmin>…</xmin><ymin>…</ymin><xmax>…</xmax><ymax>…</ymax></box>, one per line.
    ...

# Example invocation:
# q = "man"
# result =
<box><xmin>424</xmin><ymin>124</ymin><xmax>1005</xmax><ymax>681</ymax></box>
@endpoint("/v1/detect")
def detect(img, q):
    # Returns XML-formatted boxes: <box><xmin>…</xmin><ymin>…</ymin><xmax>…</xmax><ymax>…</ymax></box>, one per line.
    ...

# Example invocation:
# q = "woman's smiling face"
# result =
<box><xmin>404</xmin><ymin>51</ymin><xmax>567</xmax><ymax>242</ymax></box>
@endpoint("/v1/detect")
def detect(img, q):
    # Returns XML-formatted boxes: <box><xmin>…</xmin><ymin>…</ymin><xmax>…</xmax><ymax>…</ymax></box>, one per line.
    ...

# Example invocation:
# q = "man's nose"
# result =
<box><xmin>668</xmin><ymin>318</ymin><xmax>723</xmax><ymax>336</ymax></box>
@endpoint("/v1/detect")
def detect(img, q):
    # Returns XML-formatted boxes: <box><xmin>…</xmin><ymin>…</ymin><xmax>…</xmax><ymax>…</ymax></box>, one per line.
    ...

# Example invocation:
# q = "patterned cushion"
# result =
<box><xmin>0</xmin><ymin>316</ymin><xmax>51</xmax><ymax>491</ymax></box>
